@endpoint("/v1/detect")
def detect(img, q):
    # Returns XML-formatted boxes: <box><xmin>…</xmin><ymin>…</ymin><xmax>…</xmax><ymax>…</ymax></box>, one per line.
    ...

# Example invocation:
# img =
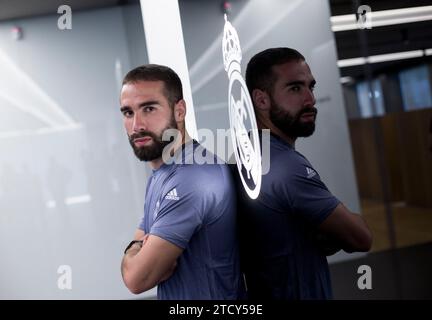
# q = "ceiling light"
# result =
<box><xmin>331</xmin><ymin>5</ymin><xmax>432</xmax><ymax>32</ymax></box>
<box><xmin>337</xmin><ymin>49</ymin><xmax>427</xmax><ymax>67</ymax></box>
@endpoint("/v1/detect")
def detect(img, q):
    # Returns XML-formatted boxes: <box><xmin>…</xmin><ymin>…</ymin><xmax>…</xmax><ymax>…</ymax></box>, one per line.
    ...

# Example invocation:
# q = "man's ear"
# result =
<box><xmin>173</xmin><ymin>99</ymin><xmax>186</xmax><ymax>122</ymax></box>
<box><xmin>252</xmin><ymin>89</ymin><xmax>271</xmax><ymax>112</ymax></box>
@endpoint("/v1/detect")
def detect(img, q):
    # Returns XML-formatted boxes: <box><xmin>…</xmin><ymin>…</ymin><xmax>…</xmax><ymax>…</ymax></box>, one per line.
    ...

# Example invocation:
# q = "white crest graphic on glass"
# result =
<box><xmin>222</xmin><ymin>14</ymin><xmax>262</xmax><ymax>199</ymax></box>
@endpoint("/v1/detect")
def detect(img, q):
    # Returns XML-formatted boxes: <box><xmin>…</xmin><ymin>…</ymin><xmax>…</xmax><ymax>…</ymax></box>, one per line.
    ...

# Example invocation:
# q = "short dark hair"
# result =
<box><xmin>245</xmin><ymin>47</ymin><xmax>305</xmax><ymax>97</ymax></box>
<box><xmin>122</xmin><ymin>64</ymin><xmax>183</xmax><ymax>106</ymax></box>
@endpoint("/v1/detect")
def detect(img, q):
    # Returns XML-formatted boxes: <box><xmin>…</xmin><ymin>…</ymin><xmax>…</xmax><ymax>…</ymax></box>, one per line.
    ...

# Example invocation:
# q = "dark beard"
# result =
<box><xmin>129</xmin><ymin>116</ymin><xmax>177</xmax><ymax>162</ymax></box>
<box><xmin>270</xmin><ymin>98</ymin><xmax>317</xmax><ymax>138</ymax></box>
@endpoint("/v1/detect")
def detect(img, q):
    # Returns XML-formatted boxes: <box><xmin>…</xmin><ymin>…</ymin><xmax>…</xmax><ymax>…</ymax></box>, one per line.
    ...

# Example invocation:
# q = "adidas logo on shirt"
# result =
<box><xmin>306</xmin><ymin>167</ymin><xmax>317</xmax><ymax>179</ymax></box>
<box><xmin>165</xmin><ymin>188</ymin><xmax>180</xmax><ymax>201</ymax></box>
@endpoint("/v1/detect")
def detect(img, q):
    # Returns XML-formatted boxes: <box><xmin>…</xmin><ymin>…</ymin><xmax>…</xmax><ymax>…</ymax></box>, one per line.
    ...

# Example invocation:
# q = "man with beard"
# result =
<box><xmin>236</xmin><ymin>48</ymin><xmax>372</xmax><ymax>299</ymax></box>
<box><xmin>120</xmin><ymin>64</ymin><xmax>244</xmax><ymax>299</ymax></box>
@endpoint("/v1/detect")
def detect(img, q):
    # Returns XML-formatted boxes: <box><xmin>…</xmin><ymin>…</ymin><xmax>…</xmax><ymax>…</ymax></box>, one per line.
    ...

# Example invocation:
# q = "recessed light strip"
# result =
<box><xmin>331</xmin><ymin>5</ymin><xmax>432</xmax><ymax>31</ymax></box>
<box><xmin>338</xmin><ymin>49</ymin><xmax>429</xmax><ymax>67</ymax></box>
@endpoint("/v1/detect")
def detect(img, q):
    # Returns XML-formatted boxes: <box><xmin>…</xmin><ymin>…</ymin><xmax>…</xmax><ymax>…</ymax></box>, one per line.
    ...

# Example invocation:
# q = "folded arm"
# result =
<box><xmin>121</xmin><ymin>229</ymin><xmax>182</xmax><ymax>294</ymax></box>
<box><xmin>318</xmin><ymin>203</ymin><xmax>373</xmax><ymax>253</ymax></box>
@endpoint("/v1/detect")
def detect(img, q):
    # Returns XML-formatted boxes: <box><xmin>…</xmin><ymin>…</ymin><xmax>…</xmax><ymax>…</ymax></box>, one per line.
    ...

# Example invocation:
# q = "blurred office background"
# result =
<box><xmin>0</xmin><ymin>0</ymin><xmax>430</xmax><ymax>299</ymax></box>
<box><xmin>329</xmin><ymin>0</ymin><xmax>432</xmax><ymax>299</ymax></box>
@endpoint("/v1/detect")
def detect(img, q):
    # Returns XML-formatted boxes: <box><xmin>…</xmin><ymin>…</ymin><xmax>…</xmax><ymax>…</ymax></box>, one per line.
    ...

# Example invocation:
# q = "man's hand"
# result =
<box><xmin>313</xmin><ymin>231</ymin><xmax>342</xmax><ymax>256</ymax></box>
<box><xmin>160</xmin><ymin>260</ymin><xmax>178</xmax><ymax>282</ymax></box>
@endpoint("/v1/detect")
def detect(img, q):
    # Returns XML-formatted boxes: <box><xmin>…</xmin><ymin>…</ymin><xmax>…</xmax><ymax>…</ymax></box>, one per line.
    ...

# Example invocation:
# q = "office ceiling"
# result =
<box><xmin>330</xmin><ymin>0</ymin><xmax>432</xmax><ymax>78</ymax></box>
<box><xmin>0</xmin><ymin>0</ymin><xmax>430</xmax><ymax>80</ymax></box>
<box><xmin>0</xmin><ymin>0</ymin><xmax>136</xmax><ymax>21</ymax></box>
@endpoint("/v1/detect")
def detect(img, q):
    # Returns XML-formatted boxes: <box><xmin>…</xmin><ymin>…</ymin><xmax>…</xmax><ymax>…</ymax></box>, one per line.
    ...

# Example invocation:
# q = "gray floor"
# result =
<box><xmin>330</xmin><ymin>242</ymin><xmax>432</xmax><ymax>299</ymax></box>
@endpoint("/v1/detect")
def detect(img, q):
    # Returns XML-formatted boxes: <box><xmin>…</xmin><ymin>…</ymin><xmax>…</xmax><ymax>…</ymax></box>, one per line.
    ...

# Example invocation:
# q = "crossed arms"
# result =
<box><xmin>121</xmin><ymin>203</ymin><xmax>372</xmax><ymax>293</ymax></box>
<box><xmin>121</xmin><ymin>229</ymin><xmax>182</xmax><ymax>294</ymax></box>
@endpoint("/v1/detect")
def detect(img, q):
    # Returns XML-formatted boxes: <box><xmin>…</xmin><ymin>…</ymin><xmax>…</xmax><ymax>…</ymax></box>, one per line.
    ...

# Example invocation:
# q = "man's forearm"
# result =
<box><xmin>121</xmin><ymin>244</ymin><xmax>142</xmax><ymax>284</ymax></box>
<box><xmin>121</xmin><ymin>237</ymin><xmax>179</xmax><ymax>294</ymax></box>
<box><xmin>121</xmin><ymin>242</ymin><xmax>166</xmax><ymax>294</ymax></box>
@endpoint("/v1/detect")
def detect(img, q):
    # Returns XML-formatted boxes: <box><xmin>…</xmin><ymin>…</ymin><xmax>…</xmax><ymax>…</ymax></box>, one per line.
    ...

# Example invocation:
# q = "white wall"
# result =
<box><xmin>0</xmin><ymin>4</ymin><xmax>154</xmax><ymax>299</ymax></box>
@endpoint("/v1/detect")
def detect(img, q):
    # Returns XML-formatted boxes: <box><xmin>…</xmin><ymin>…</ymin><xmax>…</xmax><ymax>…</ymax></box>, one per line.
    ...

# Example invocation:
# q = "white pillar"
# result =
<box><xmin>139</xmin><ymin>0</ymin><xmax>198</xmax><ymax>140</ymax></box>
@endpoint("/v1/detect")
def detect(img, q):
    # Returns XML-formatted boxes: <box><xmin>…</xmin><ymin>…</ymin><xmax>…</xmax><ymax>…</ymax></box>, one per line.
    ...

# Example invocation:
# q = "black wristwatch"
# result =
<box><xmin>124</xmin><ymin>240</ymin><xmax>144</xmax><ymax>254</ymax></box>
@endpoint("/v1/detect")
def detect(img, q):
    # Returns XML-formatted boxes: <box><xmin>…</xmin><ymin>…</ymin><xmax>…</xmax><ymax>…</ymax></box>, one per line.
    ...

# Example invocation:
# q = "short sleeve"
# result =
<box><xmin>287</xmin><ymin>162</ymin><xmax>340</xmax><ymax>226</ymax></box>
<box><xmin>149</xmin><ymin>171</ymin><xmax>203</xmax><ymax>249</ymax></box>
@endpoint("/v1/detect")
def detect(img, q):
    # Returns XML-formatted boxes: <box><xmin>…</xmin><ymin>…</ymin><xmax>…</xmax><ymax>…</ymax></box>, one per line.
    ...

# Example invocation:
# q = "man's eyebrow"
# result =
<box><xmin>120</xmin><ymin>106</ymin><xmax>130</xmax><ymax>112</ymax></box>
<box><xmin>138</xmin><ymin>100</ymin><xmax>159</xmax><ymax>108</ymax></box>
<box><xmin>120</xmin><ymin>100</ymin><xmax>160</xmax><ymax>112</ymax></box>
<box><xmin>286</xmin><ymin>80</ymin><xmax>306</xmax><ymax>87</ymax></box>
<box><xmin>286</xmin><ymin>79</ymin><xmax>316</xmax><ymax>87</ymax></box>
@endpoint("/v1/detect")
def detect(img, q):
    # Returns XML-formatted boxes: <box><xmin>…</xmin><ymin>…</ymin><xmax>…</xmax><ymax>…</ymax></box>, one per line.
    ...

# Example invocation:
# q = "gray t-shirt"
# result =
<box><xmin>236</xmin><ymin>134</ymin><xmax>340</xmax><ymax>299</ymax></box>
<box><xmin>139</xmin><ymin>141</ymin><xmax>244</xmax><ymax>299</ymax></box>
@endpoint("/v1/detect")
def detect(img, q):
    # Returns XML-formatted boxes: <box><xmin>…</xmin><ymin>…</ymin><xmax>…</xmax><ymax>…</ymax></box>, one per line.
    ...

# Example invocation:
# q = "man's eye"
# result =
<box><xmin>291</xmin><ymin>86</ymin><xmax>301</xmax><ymax>92</ymax></box>
<box><xmin>144</xmin><ymin>106</ymin><xmax>155</xmax><ymax>112</ymax></box>
<box><xmin>123</xmin><ymin>110</ymin><xmax>133</xmax><ymax>117</ymax></box>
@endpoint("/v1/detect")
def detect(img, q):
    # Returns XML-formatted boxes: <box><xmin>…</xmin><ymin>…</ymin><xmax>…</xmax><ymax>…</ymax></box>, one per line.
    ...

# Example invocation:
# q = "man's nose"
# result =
<box><xmin>132</xmin><ymin>113</ymin><xmax>147</xmax><ymax>133</ymax></box>
<box><xmin>304</xmin><ymin>88</ymin><xmax>316</xmax><ymax>107</ymax></box>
